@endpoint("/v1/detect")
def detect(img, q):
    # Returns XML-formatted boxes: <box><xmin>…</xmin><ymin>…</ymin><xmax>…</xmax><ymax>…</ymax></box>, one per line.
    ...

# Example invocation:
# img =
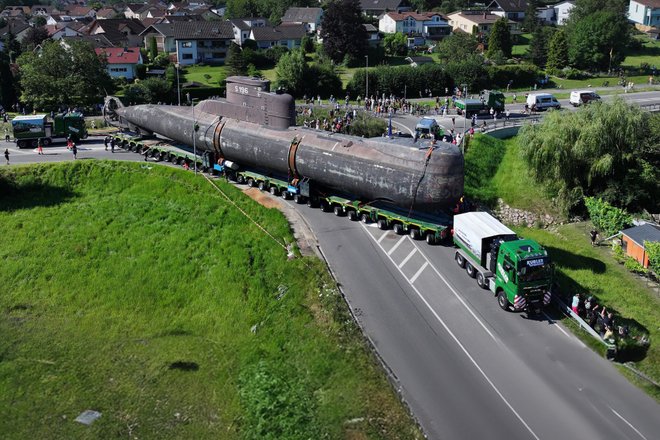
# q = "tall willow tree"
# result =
<box><xmin>518</xmin><ymin>99</ymin><xmax>659</xmax><ymax>214</ymax></box>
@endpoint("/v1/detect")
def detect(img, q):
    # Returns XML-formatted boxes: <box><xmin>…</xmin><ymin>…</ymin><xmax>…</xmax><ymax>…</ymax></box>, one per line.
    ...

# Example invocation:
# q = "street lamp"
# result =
<box><xmin>365</xmin><ymin>55</ymin><xmax>369</xmax><ymax>99</ymax></box>
<box><xmin>461</xmin><ymin>83</ymin><xmax>467</xmax><ymax>154</ymax></box>
<box><xmin>175</xmin><ymin>63</ymin><xmax>181</xmax><ymax>106</ymax></box>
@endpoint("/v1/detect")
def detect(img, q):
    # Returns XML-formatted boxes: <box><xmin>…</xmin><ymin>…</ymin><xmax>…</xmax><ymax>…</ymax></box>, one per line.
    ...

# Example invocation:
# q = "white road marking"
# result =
<box><xmin>397</xmin><ymin>248</ymin><xmax>417</xmax><ymax>269</ymax></box>
<box><xmin>542</xmin><ymin>311</ymin><xmax>587</xmax><ymax>348</ymax></box>
<box><xmin>609</xmin><ymin>407</ymin><xmax>648</xmax><ymax>440</ymax></box>
<box><xmin>387</xmin><ymin>235</ymin><xmax>406</xmax><ymax>256</ymax></box>
<box><xmin>390</xmin><ymin>119</ymin><xmax>414</xmax><ymax>135</ymax></box>
<box><xmin>408</xmin><ymin>240</ymin><xmax>499</xmax><ymax>343</ymax></box>
<box><xmin>362</xmin><ymin>224</ymin><xmax>540</xmax><ymax>440</ymax></box>
<box><xmin>377</xmin><ymin>230</ymin><xmax>389</xmax><ymax>243</ymax></box>
<box><xmin>409</xmin><ymin>261</ymin><xmax>428</xmax><ymax>283</ymax></box>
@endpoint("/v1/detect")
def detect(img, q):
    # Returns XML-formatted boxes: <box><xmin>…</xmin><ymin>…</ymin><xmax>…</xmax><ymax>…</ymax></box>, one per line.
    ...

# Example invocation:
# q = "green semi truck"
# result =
<box><xmin>454</xmin><ymin>90</ymin><xmax>505</xmax><ymax>117</ymax></box>
<box><xmin>11</xmin><ymin>113</ymin><xmax>87</xmax><ymax>148</ymax></box>
<box><xmin>453</xmin><ymin>212</ymin><xmax>552</xmax><ymax>314</ymax></box>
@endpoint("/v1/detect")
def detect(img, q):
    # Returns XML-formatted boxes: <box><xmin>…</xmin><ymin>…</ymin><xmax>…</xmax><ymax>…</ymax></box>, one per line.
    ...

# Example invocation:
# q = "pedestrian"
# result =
<box><xmin>589</xmin><ymin>230</ymin><xmax>598</xmax><ymax>246</ymax></box>
<box><xmin>104</xmin><ymin>136</ymin><xmax>109</xmax><ymax>151</ymax></box>
<box><xmin>451</xmin><ymin>117</ymin><xmax>455</xmax><ymax>128</ymax></box>
<box><xmin>4</xmin><ymin>147</ymin><xmax>9</xmax><ymax>164</ymax></box>
<box><xmin>37</xmin><ymin>137</ymin><xmax>44</xmax><ymax>155</ymax></box>
<box><xmin>571</xmin><ymin>293</ymin><xmax>580</xmax><ymax>315</ymax></box>
<box><xmin>505</xmin><ymin>110</ymin><xmax>510</xmax><ymax>121</ymax></box>
<box><xmin>110</xmin><ymin>137</ymin><xmax>115</xmax><ymax>153</ymax></box>
<box><xmin>66</xmin><ymin>135</ymin><xmax>72</xmax><ymax>150</ymax></box>
<box><xmin>4</xmin><ymin>128</ymin><xmax>9</xmax><ymax>142</ymax></box>
<box><xmin>71</xmin><ymin>143</ymin><xmax>77</xmax><ymax>159</ymax></box>
<box><xmin>512</xmin><ymin>93</ymin><xmax>517</xmax><ymax>103</ymax></box>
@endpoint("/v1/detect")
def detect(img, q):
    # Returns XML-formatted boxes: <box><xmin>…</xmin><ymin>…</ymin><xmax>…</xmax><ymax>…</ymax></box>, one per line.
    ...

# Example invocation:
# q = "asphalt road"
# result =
<box><xmin>5</xmin><ymin>106</ymin><xmax>660</xmax><ymax>439</ymax></box>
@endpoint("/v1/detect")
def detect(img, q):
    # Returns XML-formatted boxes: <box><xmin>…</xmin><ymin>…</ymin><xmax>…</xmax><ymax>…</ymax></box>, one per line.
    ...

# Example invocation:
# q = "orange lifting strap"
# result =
<box><xmin>288</xmin><ymin>136</ymin><xmax>301</xmax><ymax>179</ymax></box>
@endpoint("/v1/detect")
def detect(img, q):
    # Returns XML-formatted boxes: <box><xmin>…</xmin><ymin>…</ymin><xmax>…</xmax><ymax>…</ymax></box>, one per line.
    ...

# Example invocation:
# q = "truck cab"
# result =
<box><xmin>415</xmin><ymin>118</ymin><xmax>443</xmax><ymax>139</ymax></box>
<box><xmin>12</xmin><ymin>112</ymin><xmax>87</xmax><ymax>148</ymax></box>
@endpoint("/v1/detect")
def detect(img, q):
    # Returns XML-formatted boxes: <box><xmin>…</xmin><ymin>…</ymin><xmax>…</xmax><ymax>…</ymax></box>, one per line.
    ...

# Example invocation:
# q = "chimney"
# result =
<box><xmin>484</xmin><ymin>12</ymin><xmax>487</xmax><ymax>19</ymax></box>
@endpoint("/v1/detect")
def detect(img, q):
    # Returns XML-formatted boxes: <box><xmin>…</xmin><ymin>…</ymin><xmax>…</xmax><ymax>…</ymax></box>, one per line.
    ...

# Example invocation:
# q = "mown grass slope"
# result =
<box><xmin>0</xmin><ymin>161</ymin><xmax>421</xmax><ymax>439</ymax></box>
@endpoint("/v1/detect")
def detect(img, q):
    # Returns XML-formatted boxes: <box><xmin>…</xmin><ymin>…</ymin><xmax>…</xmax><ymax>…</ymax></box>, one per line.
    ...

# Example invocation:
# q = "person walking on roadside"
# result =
<box><xmin>37</xmin><ymin>138</ymin><xmax>44</xmax><ymax>155</ymax></box>
<box><xmin>104</xmin><ymin>136</ymin><xmax>109</xmax><ymax>151</ymax></box>
<box><xmin>4</xmin><ymin>148</ymin><xmax>9</xmax><ymax>164</ymax></box>
<box><xmin>110</xmin><ymin>137</ymin><xmax>115</xmax><ymax>153</ymax></box>
<box><xmin>571</xmin><ymin>293</ymin><xmax>580</xmax><ymax>316</ymax></box>
<box><xmin>71</xmin><ymin>143</ymin><xmax>77</xmax><ymax>159</ymax></box>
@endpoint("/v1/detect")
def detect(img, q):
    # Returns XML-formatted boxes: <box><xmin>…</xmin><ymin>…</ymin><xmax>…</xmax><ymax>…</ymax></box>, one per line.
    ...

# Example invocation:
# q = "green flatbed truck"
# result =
<box><xmin>12</xmin><ymin>113</ymin><xmax>87</xmax><ymax>148</ymax></box>
<box><xmin>453</xmin><ymin>212</ymin><xmax>552</xmax><ymax>314</ymax></box>
<box><xmin>455</xmin><ymin>90</ymin><xmax>505</xmax><ymax>117</ymax></box>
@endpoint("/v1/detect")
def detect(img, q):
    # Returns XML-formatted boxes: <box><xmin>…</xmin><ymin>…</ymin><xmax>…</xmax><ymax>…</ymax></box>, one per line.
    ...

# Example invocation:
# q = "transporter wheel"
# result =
<box><xmin>361</xmin><ymin>213</ymin><xmax>370</xmax><ymax>224</ymax></box>
<box><xmin>410</xmin><ymin>228</ymin><xmax>422</xmax><ymax>240</ymax></box>
<box><xmin>425</xmin><ymin>233</ymin><xmax>436</xmax><ymax>245</ymax></box>
<box><xmin>476</xmin><ymin>272</ymin><xmax>486</xmax><ymax>289</ymax></box>
<box><xmin>347</xmin><ymin>210</ymin><xmax>358</xmax><ymax>221</ymax></box>
<box><xmin>257</xmin><ymin>181</ymin><xmax>266</xmax><ymax>191</ymax></box>
<box><xmin>455</xmin><ymin>252</ymin><xmax>465</xmax><ymax>268</ymax></box>
<box><xmin>247</xmin><ymin>178</ymin><xmax>255</xmax><ymax>187</ymax></box>
<box><xmin>31</xmin><ymin>139</ymin><xmax>38</xmax><ymax>148</ymax></box>
<box><xmin>497</xmin><ymin>291</ymin><xmax>510</xmax><ymax>311</ymax></box>
<box><xmin>465</xmin><ymin>262</ymin><xmax>476</xmax><ymax>278</ymax></box>
<box><xmin>269</xmin><ymin>186</ymin><xmax>278</xmax><ymax>196</ymax></box>
<box><xmin>237</xmin><ymin>174</ymin><xmax>246</xmax><ymax>184</ymax></box>
<box><xmin>44</xmin><ymin>138</ymin><xmax>52</xmax><ymax>146</ymax></box>
<box><xmin>320</xmin><ymin>201</ymin><xmax>331</xmax><ymax>212</ymax></box>
<box><xmin>167</xmin><ymin>154</ymin><xmax>175</xmax><ymax>162</ymax></box>
<box><xmin>16</xmin><ymin>140</ymin><xmax>26</xmax><ymax>148</ymax></box>
<box><xmin>293</xmin><ymin>194</ymin><xmax>305</xmax><ymax>204</ymax></box>
<box><xmin>333</xmin><ymin>206</ymin><xmax>344</xmax><ymax>216</ymax></box>
<box><xmin>377</xmin><ymin>219</ymin><xmax>388</xmax><ymax>230</ymax></box>
<box><xmin>306</xmin><ymin>198</ymin><xmax>317</xmax><ymax>208</ymax></box>
<box><xmin>393</xmin><ymin>223</ymin><xmax>404</xmax><ymax>235</ymax></box>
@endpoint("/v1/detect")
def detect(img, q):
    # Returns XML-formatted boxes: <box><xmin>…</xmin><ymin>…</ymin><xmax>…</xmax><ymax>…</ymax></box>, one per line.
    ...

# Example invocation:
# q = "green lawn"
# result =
<box><xmin>0</xmin><ymin>162</ymin><xmax>421</xmax><ymax>439</ymax></box>
<box><xmin>623</xmin><ymin>36</ymin><xmax>660</xmax><ymax>69</ymax></box>
<box><xmin>512</xmin><ymin>33</ymin><xmax>531</xmax><ymax>57</ymax></box>
<box><xmin>181</xmin><ymin>65</ymin><xmax>227</xmax><ymax>86</ymax></box>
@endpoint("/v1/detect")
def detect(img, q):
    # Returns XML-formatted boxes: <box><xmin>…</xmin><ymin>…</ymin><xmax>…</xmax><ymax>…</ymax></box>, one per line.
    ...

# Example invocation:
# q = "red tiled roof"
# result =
<box><xmin>95</xmin><ymin>47</ymin><xmax>141</xmax><ymax>64</ymax></box>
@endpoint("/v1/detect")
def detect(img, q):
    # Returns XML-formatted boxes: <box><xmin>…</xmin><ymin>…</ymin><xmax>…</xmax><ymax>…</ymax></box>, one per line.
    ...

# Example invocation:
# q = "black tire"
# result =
<box><xmin>410</xmin><ymin>228</ymin><xmax>422</xmax><ymax>240</ymax></box>
<box><xmin>498</xmin><ymin>291</ymin><xmax>510</xmax><ymax>311</ymax></box>
<box><xmin>347</xmin><ymin>210</ymin><xmax>358</xmax><ymax>221</ymax></box>
<box><xmin>393</xmin><ymin>223</ymin><xmax>404</xmax><ymax>235</ymax></box>
<box><xmin>257</xmin><ymin>181</ymin><xmax>266</xmax><ymax>191</ymax></box>
<box><xmin>455</xmin><ymin>252</ymin><xmax>465</xmax><ymax>268</ymax></box>
<box><xmin>31</xmin><ymin>140</ymin><xmax>38</xmax><ymax>148</ymax></box>
<box><xmin>333</xmin><ymin>205</ymin><xmax>343</xmax><ymax>216</ymax></box>
<box><xmin>44</xmin><ymin>138</ymin><xmax>52</xmax><ymax>146</ymax></box>
<box><xmin>16</xmin><ymin>140</ymin><xmax>26</xmax><ymax>149</ymax></box>
<box><xmin>361</xmin><ymin>213</ymin><xmax>370</xmax><ymax>224</ymax></box>
<box><xmin>247</xmin><ymin>178</ymin><xmax>255</xmax><ymax>187</ymax></box>
<box><xmin>307</xmin><ymin>198</ymin><xmax>315</xmax><ymax>208</ymax></box>
<box><xmin>237</xmin><ymin>175</ymin><xmax>245</xmax><ymax>184</ymax></box>
<box><xmin>168</xmin><ymin>154</ymin><xmax>175</xmax><ymax>163</ymax></box>
<box><xmin>377</xmin><ymin>219</ymin><xmax>388</xmax><ymax>230</ymax></box>
<box><xmin>426</xmin><ymin>233</ymin><xmax>436</xmax><ymax>245</ymax></box>
<box><xmin>269</xmin><ymin>186</ymin><xmax>278</xmax><ymax>195</ymax></box>
<box><xmin>293</xmin><ymin>194</ymin><xmax>304</xmax><ymax>204</ymax></box>
<box><xmin>466</xmin><ymin>262</ymin><xmax>476</xmax><ymax>278</ymax></box>
<box><xmin>320</xmin><ymin>201</ymin><xmax>331</xmax><ymax>212</ymax></box>
<box><xmin>281</xmin><ymin>191</ymin><xmax>289</xmax><ymax>199</ymax></box>
<box><xmin>476</xmin><ymin>272</ymin><xmax>486</xmax><ymax>289</ymax></box>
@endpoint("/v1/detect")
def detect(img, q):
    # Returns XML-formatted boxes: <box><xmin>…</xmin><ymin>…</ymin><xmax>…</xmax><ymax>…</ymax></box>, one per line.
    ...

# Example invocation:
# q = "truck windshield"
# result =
<box><xmin>518</xmin><ymin>259</ymin><xmax>551</xmax><ymax>282</ymax></box>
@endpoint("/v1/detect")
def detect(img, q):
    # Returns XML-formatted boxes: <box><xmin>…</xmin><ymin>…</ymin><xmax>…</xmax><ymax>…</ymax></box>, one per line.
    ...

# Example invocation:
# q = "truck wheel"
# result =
<box><xmin>320</xmin><ymin>201</ymin><xmax>330</xmax><ymax>212</ymax></box>
<box><xmin>16</xmin><ymin>140</ymin><xmax>25</xmax><ymax>149</ymax></box>
<box><xmin>455</xmin><ymin>252</ymin><xmax>465</xmax><ymax>268</ymax></box>
<box><xmin>393</xmin><ymin>223</ymin><xmax>404</xmax><ymax>235</ymax></box>
<box><xmin>498</xmin><ymin>291</ymin><xmax>510</xmax><ymax>311</ymax></box>
<box><xmin>247</xmin><ymin>178</ymin><xmax>255</xmax><ymax>187</ymax></box>
<box><xmin>44</xmin><ymin>138</ymin><xmax>52</xmax><ymax>146</ymax></box>
<box><xmin>31</xmin><ymin>140</ymin><xmax>38</xmax><ymax>148</ymax></box>
<box><xmin>269</xmin><ymin>186</ymin><xmax>278</xmax><ymax>195</ymax></box>
<box><xmin>306</xmin><ymin>198</ymin><xmax>316</xmax><ymax>208</ymax></box>
<box><xmin>237</xmin><ymin>175</ymin><xmax>245</xmax><ymax>184</ymax></box>
<box><xmin>465</xmin><ymin>262</ymin><xmax>476</xmax><ymax>278</ymax></box>
<box><xmin>476</xmin><ymin>272</ymin><xmax>486</xmax><ymax>289</ymax></box>
<box><xmin>361</xmin><ymin>213</ymin><xmax>370</xmax><ymax>224</ymax></box>
<box><xmin>426</xmin><ymin>233</ymin><xmax>436</xmax><ymax>245</ymax></box>
<box><xmin>410</xmin><ymin>228</ymin><xmax>422</xmax><ymax>240</ymax></box>
<box><xmin>377</xmin><ymin>219</ymin><xmax>388</xmax><ymax>230</ymax></box>
<box><xmin>333</xmin><ymin>206</ymin><xmax>344</xmax><ymax>216</ymax></box>
<box><xmin>294</xmin><ymin>194</ymin><xmax>304</xmax><ymax>204</ymax></box>
<box><xmin>347</xmin><ymin>210</ymin><xmax>358</xmax><ymax>221</ymax></box>
<box><xmin>257</xmin><ymin>181</ymin><xmax>266</xmax><ymax>191</ymax></box>
<box><xmin>281</xmin><ymin>191</ymin><xmax>289</xmax><ymax>199</ymax></box>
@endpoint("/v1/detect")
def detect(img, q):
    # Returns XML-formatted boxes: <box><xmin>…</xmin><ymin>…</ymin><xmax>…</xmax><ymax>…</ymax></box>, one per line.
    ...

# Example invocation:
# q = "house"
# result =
<box><xmin>363</xmin><ymin>23</ymin><xmax>380</xmax><ymax>46</ymax></box>
<box><xmin>486</xmin><ymin>0</ymin><xmax>528</xmax><ymax>21</ymax></box>
<box><xmin>554</xmin><ymin>0</ymin><xmax>575</xmax><ymax>25</ymax></box>
<box><xmin>281</xmin><ymin>7</ymin><xmax>323</xmax><ymax>33</ymax></box>
<box><xmin>31</xmin><ymin>5</ymin><xmax>58</xmax><ymax>16</ymax></box>
<box><xmin>88</xmin><ymin>18</ymin><xmax>147</xmax><ymax>48</ymax></box>
<box><xmin>378</xmin><ymin>11</ymin><xmax>450</xmax><ymax>42</ymax></box>
<box><xmin>123</xmin><ymin>4</ymin><xmax>146</xmax><ymax>19</ymax></box>
<box><xmin>45</xmin><ymin>24</ymin><xmax>83</xmax><ymax>40</ymax></box>
<box><xmin>628</xmin><ymin>0</ymin><xmax>660</xmax><ymax>30</ymax></box>
<box><xmin>140</xmin><ymin>21</ymin><xmax>234</xmax><ymax>65</ymax></box>
<box><xmin>359</xmin><ymin>0</ymin><xmax>411</xmax><ymax>17</ymax></box>
<box><xmin>64</xmin><ymin>6</ymin><xmax>96</xmax><ymax>20</ymax></box>
<box><xmin>96</xmin><ymin>8</ymin><xmax>118</xmax><ymax>20</ymax></box>
<box><xmin>447</xmin><ymin>11</ymin><xmax>520</xmax><ymax>38</ymax></box>
<box><xmin>0</xmin><ymin>19</ymin><xmax>31</xmax><ymax>44</ymax></box>
<box><xmin>620</xmin><ymin>223</ymin><xmax>660</xmax><ymax>269</ymax></box>
<box><xmin>95</xmin><ymin>47</ymin><xmax>143</xmax><ymax>79</ymax></box>
<box><xmin>249</xmin><ymin>23</ymin><xmax>306</xmax><ymax>49</ymax></box>
<box><xmin>229</xmin><ymin>17</ymin><xmax>268</xmax><ymax>46</ymax></box>
<box><xmin>62</xmin><ymin>34</ymin><xmax>115</xmax><ymax>49</ymax></box>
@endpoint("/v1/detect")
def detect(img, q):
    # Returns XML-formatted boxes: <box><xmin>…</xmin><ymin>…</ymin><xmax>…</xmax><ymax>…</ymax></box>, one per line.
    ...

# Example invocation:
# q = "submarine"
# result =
<box><xmin>104</xmin><ymin>76</ymin><xmax>464</xmax><ymax>213</ymax></box>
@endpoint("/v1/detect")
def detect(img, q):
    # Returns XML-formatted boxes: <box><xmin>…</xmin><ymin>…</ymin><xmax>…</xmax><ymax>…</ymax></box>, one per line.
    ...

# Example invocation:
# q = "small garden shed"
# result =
<box><xmin>620</xmin><ymin>223</ymin><xmax>660</xmax><ymax>269</ymax></box>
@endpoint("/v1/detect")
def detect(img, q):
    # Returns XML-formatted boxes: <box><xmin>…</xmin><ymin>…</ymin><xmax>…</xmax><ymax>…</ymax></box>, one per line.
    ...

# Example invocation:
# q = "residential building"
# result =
<box><xmin>96</xmin><ymin>47</ymin><xmax>143</xmax><ymax>79</ymax></box>
<box><xmin>487</xmin><ymin>0</ymin><xmax>528</xmax><ymax>21</ymax></box>
<box><xmin>45</xmin><ymin>24</ymin><xmax>83</xmax><ymax>40</ymax></box>
<box><xmin>628</xmin><ymin>0</ymin><xmax>660</xmax><ymax>29</ymax></box>
<box><xmin>96</xmin><ymin>8</ymin><xmax>118</xmax><ymax>20</ymax></box>
<box><xmin>378</xmin><ymin>11</ymin><xmax>450</xmax><ymax>41</ymax></box>
<box><xmin>281</xmin><ymin>7</ymin><xmax>323</xmax><ymax>33</ymax></box>
<box><xmin>62</xmin><ymin>34</ymin><xmax>115</xmax><ymax>49</ymax></box>
<box><xmin>620</xmin><ymin>223</ymin><xmax>660</xmax><ymax>269</ymax></box>
<box><xmin>123</xmin><ymin>4</ymin><xmax>147</xmax><ymax>19</ymax></box>
<box><xmin>249</xmin><ymin>23</ymin><xmax>306</xmax><ymax>49</ymax></box>
<box><xmin>359</xmin><ymin>0</ymin><xmax>411</xmax><ymax>17</ymax></box>
<box><xmin>0</xmin><ymin>19</ymin><xmax>31</xmax><ymax>44</ymax></box>
<box><xmin>554</xmin><ymin>0</ymin><xmax>575</xmax><ymax>25</ymax></box>
<box><xmin>88</xmin><ymin>18</ymin><xmax>147</xmax><ymax>48</ymax></box>
<box><xmin>141</xmin><ymin>21</ymin><xmax>234</xmax><ymax>65</ymax></box>
<box><xmin>363</xmin><ymin>23</ymin><xmax>380</xmax><ymax>46</ymax></box>
<box><xmin>64</xmin><ymin>6</ymin><xmax>96</xmax><ymax>20</ymax></box>
<box><xmin>229</xmin><ymin>17</ymin><xmax>268</xmax><ymax>46</ymax></box>
<box><xmin>447</xmin><ymin>10</ymin><xmax>520</xmax><ymax>38</ymax></box>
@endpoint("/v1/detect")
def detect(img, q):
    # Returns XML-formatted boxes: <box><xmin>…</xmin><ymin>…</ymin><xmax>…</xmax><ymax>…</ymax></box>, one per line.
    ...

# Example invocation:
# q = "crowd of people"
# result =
<box><xmin>571</xmin><ymin>293</ymin><xmax>628</xmax><ymax>342</ymax></box>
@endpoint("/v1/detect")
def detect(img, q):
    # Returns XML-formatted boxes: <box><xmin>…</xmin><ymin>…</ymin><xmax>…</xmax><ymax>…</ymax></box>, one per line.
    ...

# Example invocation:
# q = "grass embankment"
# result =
<box><xmin>466</xmin><ymin>133</ymin><xmax>659</xmax><ymax>400</ymax></box>
<box><xmin>0</xmin><ymin>162</ymin><xmax>421</xmax><ymax>439</ymax></box>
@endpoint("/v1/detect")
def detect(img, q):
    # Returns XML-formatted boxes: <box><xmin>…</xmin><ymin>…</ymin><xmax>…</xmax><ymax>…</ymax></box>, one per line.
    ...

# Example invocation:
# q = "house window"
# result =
<box><xmin>181</xmin><ymin>41</ymin><xmax>192</xmax><ymax>48</ymax></box>
<box><xmin>182</xmin><ymin>53</ymin><xmax>193</xmax><ymax>60</ymax></box>
<box><xmin>110</xmin><ymin>67</ymin><xmax>128</xmax><ymax>72</ymax></box>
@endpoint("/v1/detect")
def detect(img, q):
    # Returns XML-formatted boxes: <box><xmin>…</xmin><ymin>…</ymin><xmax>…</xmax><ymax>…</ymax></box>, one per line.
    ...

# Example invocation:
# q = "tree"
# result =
<box><xmin>486</xmin><ymin>18</ymin><xmax>512</xmax><ymax>59</ymax></box>
<box><xmin>148</xmin><ymin>36</ymin><xmax>158</xmax><ymax>62</ymax></box>
<box><xmin>518</xmin><ymin>99</ymin><xmax>660</xmax><ymax>214</ymax></box>
<box><xmin>382</xmin><ymin>32</ymin><xmax>408</xmax><ymax>57</ymax></box>
<box><xmin>227</xmin><ymin>42</ymin><xmax>248</xmax><ymax>76</ymax></box>
<box><xmin>567</xmin><ymin>11</ymin><xmax>628</xmax><ymax>70</ymax></box>
<box><xmin>17</xmin><ymin>40</ymin><xmax>113</xmax><ymax>110</ymax></box>
<box><xmin>20</xmin><ymin>26</ymin><xmax>49</xmax><ymax>51</ymax></box>
<box><xmin>522</xmin><ymin>0</ymin><xmax>539</xmax><ymax>32</ymax></box>
<box><xmin>527</xmin><ymin>26</ymin><xmax>555</xmax><ymax>68</ymax></box>
<box><xmin>0</xmin><ymin>51</ymin><xmax>16</xmax><ymax>108</ymax></box>
<box><xmin>321</xmin><ymin>0</ymin><xmax>367</xmax><ymax>64</ymax></box>
<box><xmin>275</xmin><ymin>49</ymin><xmax>306</xmax><ymax>96</ymax></box>
<box><xmin>435</xmin><ymin>32</ymin><xmax>478</xmax><ymax>61</ymax></box>
<box><xmin>445</xmin><ymin>54</ymin><xmax>487</xmax><ymax>91</ymax></box>
<box><xmin>300</xmin><ymin>36</ymin><xmax>314</xmax><ymax>54</ymax></box>
<box><xmin>546</xmin><ymin>29</ymin><xmax>569</xmax><ymax>70</ymax></box>
<box><xmin>32</xmin><ymin>16</ymin><xmax>46</xmax><ymax>27</ymax></box>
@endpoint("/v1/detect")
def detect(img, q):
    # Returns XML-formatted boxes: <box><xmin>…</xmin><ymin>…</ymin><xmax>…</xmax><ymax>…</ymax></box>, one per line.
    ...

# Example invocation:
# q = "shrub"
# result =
<box><xmin>624</xmin><ymin>256</ymin><xmax>648</xmax><ymax>274</ymax></box>
<box><xmin>487</xmin><ymin>64</ymin><xmax>540</xmax><ymax>88</ymax></box>
<box><xmin>645</xmin><ymin>241</ymin><xmax>660</xmax><ymax>274</ymax></box>
<box><xmin>612</xmin><ymin>243</ymin><xmax>625</xmax><ymax>263</ymax></box>
<box><xmin>584</xmin><ymin>197</ymin><xmax>633</xmax><ymax>237</ymax></box>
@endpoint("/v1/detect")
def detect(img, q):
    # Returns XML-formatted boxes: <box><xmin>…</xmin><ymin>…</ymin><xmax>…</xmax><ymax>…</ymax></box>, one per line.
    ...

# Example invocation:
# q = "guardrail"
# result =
<box><xmin>639</xmin><ymin>103</ymin><xmax>660</xmax><ymax>112</ymax></box>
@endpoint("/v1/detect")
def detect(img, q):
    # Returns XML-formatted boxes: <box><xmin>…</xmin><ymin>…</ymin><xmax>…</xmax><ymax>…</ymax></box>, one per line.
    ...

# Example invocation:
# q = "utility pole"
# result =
<box><xmin>192</xmin><ymin>99</ymin><xmax>198</xmax><ymax>174</ymax></box>
<box><xmin>462</xmin><ymin>84</ymin><xmax>467</xmax><ymax>155</ymax></box>
<box><xmin>175</xmin><ymin>63</ymin><xmax>181</xmax><ymax>106</ymax></box>
<box><xmin>365</xmin><ymin>55</ymin><xmax>369</xmax><ymax>99</ymax></box>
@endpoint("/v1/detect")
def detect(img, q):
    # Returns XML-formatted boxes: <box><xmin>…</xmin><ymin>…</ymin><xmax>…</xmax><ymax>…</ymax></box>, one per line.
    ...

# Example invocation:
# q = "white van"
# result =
<box><xmin>569</xmin><ymin>90</ymin><xmax>600</xmax><ymax>106</ymax></box>
<box><xmin>526</xmin><ymin>93</ymin><xmax>561</xmax><ymax>111</ymax></box>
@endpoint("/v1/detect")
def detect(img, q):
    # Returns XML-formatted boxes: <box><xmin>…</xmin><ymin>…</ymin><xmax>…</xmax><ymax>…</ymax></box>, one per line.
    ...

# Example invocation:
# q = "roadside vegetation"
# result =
<box><xmin>0</xmin><ymin>161</ymin><xmax>422</xmax><ymax>439</ymax></box>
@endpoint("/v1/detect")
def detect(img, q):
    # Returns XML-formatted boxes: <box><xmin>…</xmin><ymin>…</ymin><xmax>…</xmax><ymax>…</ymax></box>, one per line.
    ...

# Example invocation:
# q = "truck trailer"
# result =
<box><xmin>11</xmin><ymin>113</ymin><xmax>87</xmax><ymax>148</ymax></box>
<box><xmin>454</xmin><ymin>90</ymin><xmax>505</xmax><ymax>117</ymax></box>
<box><xmin>453</xmin><ymin>212</ymin><xmax>552</xmax><ymax>314</ymax></box>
